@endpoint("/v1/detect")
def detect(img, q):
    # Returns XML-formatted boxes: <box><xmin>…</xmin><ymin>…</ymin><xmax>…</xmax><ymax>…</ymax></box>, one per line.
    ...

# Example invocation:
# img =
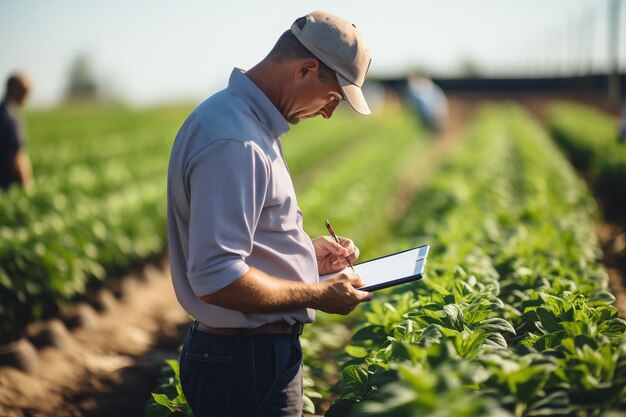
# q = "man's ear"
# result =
<box><xmin>296</xmin><ymin>59</ymin><xmax>319</xmax><ymax>81</ymax></box>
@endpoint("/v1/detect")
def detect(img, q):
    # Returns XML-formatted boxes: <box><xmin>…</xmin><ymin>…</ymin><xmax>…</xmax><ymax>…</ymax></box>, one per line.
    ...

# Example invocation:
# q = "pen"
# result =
<box><xmin>325</xmin><ymin>220</ymin><xmax>357</xmax><ymax>274</ymax></box>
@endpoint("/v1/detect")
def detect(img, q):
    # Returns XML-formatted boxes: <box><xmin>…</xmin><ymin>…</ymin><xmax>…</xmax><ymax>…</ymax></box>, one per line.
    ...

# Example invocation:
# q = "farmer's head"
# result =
<box><xmin>5</xmin><ymin>73</ymin><xmax>30</xmax><ymax>106</ymax></box>
<box><xmin>253</xmin><ymin>11</ymin><xmax>371</xmax><ymax>124</ymax></box>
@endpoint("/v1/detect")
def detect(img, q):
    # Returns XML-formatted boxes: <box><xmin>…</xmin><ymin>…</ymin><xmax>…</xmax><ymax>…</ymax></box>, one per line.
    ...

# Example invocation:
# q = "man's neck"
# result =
<box><xmin>2</xmin><ymin>96</ymin><xmax>18</xmax><ymax>107</ymax></box>
<box><xmin>245</xmin><ymin>61</ymin><xmax>288</xmax><ymax>116</ymax></box>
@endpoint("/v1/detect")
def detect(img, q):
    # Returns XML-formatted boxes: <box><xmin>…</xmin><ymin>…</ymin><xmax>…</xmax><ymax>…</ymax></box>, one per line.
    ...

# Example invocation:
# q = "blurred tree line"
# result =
<box><xmin>65</xmin><ymin>53</ymin><xmax>99</xmax><ymax>102</ymax></box>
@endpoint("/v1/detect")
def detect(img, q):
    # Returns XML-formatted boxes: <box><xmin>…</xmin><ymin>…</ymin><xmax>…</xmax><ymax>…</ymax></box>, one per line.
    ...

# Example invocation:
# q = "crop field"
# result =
<box><xmin>1</xmin><ymin>100</ymin><xmax>625</xmax><ymax>417</ymax></box>
<box><xmin>0</xmin><ymin>106</ymin><xmax>189</xmax><ymax>344</ymax></box>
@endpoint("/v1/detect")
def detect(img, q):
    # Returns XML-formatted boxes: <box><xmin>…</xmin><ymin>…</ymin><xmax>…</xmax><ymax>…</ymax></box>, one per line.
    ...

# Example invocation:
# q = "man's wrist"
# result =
<box><xmin>287</xmin><ymin>280</ymin><xmax>325</xmax><ymax>310</ymax></box>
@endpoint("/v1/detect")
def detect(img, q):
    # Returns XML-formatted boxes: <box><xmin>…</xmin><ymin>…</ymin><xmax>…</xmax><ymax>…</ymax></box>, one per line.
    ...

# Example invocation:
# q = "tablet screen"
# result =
<box><xmin>320</xmin><ymin>245</ymin><xmax>429</xmax><ymax>291</ymax></box>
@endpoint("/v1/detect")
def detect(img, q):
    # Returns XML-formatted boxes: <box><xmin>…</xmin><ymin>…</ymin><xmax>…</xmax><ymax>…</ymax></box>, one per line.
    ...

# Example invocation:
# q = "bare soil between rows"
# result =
<box><xmin>0</xmin><ymin>262</ymin><xmax>190</xmax><ymax>417</ymax></box>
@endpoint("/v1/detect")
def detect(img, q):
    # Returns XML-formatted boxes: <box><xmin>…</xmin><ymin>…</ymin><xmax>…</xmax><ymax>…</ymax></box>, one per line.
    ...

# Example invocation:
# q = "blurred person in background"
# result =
<box><xmin>167</xmin><ymin>11</ymin><xmax>373</xmax><ymax>417</ymax></box>
<box><xmin>403</xmin><ymin>72</ymin><xmax>448</xmax><ymax>135</ymax></box>
<box><xmin>0</xmin><ymin>73</ymin><xmax>34</xmax><ymax>192</ymax></box>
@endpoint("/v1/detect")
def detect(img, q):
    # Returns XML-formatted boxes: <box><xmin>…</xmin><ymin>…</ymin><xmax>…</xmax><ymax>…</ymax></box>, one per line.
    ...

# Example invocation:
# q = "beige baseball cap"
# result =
<box><xmin>291</xmin><ymin>11</ymin><xmax>372</xmax><ymax>115</ymax></box>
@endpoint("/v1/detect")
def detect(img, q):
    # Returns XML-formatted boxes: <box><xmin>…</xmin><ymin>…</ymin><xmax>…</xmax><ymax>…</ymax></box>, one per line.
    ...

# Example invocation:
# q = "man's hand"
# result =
<box><xmin>199</xmin><ymin>266</ymin><xmax>371</xmax><ymax>315</ymax></box>
<box><xmin>14</xmin><ymin>151</ymin><xmax>34</xmax><ymax>192</ymax></box>
<box><xmin>315</xmin><ymin>272</ymin><xmax>372</xmax><ymax>315</ymax></box>
<box><xmin>313</xmin><ymin>235</ymin><xmax>359</xmax><ymax>275</ymax></box>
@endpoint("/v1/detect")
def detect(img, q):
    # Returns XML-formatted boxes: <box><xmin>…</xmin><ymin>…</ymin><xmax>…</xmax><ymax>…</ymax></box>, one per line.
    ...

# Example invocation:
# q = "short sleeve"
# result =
<box><xmin>184</xmin><ymin>139</ymin><xmax>270</xmax><ymax>297</ymax></box>
<box><xmin>0</xmin><ymin>110</ymin><xmax>23</xmax><ymax>153</ymax></box>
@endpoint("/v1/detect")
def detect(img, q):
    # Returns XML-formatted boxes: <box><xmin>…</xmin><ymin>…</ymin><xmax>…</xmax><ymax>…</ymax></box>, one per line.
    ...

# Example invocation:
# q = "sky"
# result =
<box><xmin>1</xmin><ymin>0</ymin><xmax>625</xmax><ymax>107</ymax></box>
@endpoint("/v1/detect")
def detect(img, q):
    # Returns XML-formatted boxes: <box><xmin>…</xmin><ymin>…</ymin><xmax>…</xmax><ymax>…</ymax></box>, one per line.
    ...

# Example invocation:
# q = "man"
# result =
<box><xmin>404</xmin><ymin>72</ymin><xmax>448</xmax><ymax>135</ymax></box>
<box><xmin>167</xmin><ymin>11</ymin><xmax>373</xmax><ymax>417</ymax></box>
<box><xmin>0</xmin><ymin>73</ymin><xmax>34</xmax><ymax>192</ymax></box>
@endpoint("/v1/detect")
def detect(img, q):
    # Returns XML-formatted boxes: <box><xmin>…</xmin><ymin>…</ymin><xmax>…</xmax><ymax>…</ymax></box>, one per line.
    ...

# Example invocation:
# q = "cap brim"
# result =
<box><xmin>337</xmin><ymin>74</ymin><xmax>371</xmax><ymax>115</ymax></box>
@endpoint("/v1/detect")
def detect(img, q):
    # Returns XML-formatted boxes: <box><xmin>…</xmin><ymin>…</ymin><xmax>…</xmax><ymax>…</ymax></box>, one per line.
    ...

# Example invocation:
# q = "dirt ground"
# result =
<box><xmin>1</xmin><ymin>94</ymin><xmax>624</xmax><ymax>417</ymax></box>
<box><xmin>597</xmin><ymin>224</ymin><xmax>626</xmax><ymax>318</ymax></box>
<box><xmin>0</xmin><ymin>261</ymin><xmax>190</xmax><ymax>417</ymax></box>
<box><xmin>387</xmin><ymin>95</ymin><xmax>477</xmax><ymax>223</ymax></box>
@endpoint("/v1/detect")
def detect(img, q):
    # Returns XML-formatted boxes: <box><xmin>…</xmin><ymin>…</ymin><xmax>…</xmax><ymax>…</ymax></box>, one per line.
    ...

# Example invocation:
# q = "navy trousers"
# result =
<box><xmin>179</xmin><ymin>322</ymin><xmax>304</xmax><ymax>417</ymax></box>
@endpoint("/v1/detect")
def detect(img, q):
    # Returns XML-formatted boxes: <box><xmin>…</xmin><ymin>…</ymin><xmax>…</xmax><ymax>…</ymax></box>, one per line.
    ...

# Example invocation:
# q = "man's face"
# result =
<box><xmin>8</xmin><ymin>80</ymin><xmax>29</xmax><ymax>106</ymax></box>
<box><xmin>15</xmin><ymin>86</ymin><xmax>29</xmax><ymax>106</ymax></box>
<box><xmin>285</xmin><ymin>69</ymin><xmax>344</xmax><ymax>125</ymax></box>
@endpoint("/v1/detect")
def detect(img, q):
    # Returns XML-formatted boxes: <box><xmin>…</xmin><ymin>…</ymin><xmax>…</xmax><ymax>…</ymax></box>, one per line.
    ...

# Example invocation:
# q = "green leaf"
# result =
<box><xmin>358</xmin><ymin>383</ymin><xmax>417</xmax><ymax>413</ymax></box>
<box><xmin>534</xmin><ymin>332</ymin><xmax>565</xmax><ymax>351</ymax></box>
<box><xmin>352</xmin><ymin>325</ymin><xmax>386</xmax><ymax>342</ymax></box>
<box><xmin>390</xmin><ymin>341</ymin><xmax>417</xmax><ymax>362</ymax></box>
<box><xmin>484</xmin><ymin>332</ymin><xmax>508</xmax><ymax>348</ymax></box>
<box><xmin>170</xmin><ymin>391</ymin><xmax>188</xmax><ymax>406</ymax></box>
<box><xmin>325</xmin><ymin>399</ymin><xmax>356</xmax><ymax>417</ymax></box>
<box><xmin>0</xmin><ymin>268</ymin><xmax>12</xmax><ymax>289</ymax></box>
<box><xmin>419</xmin><ymin>308</ymin><xmax>446</xmax><ymax>326</ymax></box>
<box><xmin>156</xmin><ymin>385</ymin><xmax>178</xmax><ymax>401</ymax></box>
<box><xmin>459</xmin><ymin>329</ymin><xmax>489</xmax><ymax>358</ymax></box>
<box><xmin>526</xmin><ymin>390</ymin><xmax>573</xmax><ymax>416</ymax></box>
<box><xmin>543</xmin><ymin>294</ymin><xmax>565</xmax><ymax>316</ymax></box>
<box><xmin>165</xmin><ymin>359</ymin><xmax>180</xmax><ymax>377</ymax></box>
<box><xmin>343</xmin><ymin>365</ymin><xmax>368</xmax><ymax>386</ymax></box>
<box><xmin>508</xmin><ymin>366</ymin><xmax>550</xmax><ymax>403</ymax></box>
<box><xmin>599</xmin><ymin>318</ymin><xmax>626</xmax><ymax>335</ymax></box>
<box><xmin>302</xmin><ymin>394</ymin><xmax>316</xmax><ymax>414</ymax></box>
<box><xmin>588</xmin><ymin>291</ymin><xmax>616</xmax><ymax>305</ymax></box>
<box><xmin>573</xmin><ymin>334</ymin><xmax>599</xmax><ymax>349</ymax></box>
<box><xmin>304</xmin><ymin>389</ymin><xmax>323</xmax><ymax>399</ymax></box>
<box><xmin>479</xmin><ymin>317</ymin><xmax>516</xmax><ymax>335</ymax></box>
<box><xmin>384</xmin><ymin>302</ymin><xmax>398</xmax><ymax>313</ymax></box>
<box><xmin>444</xmin><ymin>304</ymin><xmax>465</xmax><ymax>331</ymax></box>
<box><xmin>560</xmin><ymin>321</ymin><xmax>587</xmax><ymax>336</ymax></box>
<box><xmin>345</xmin><ymin>345</ymin><xmax>369</xmax><ymax>359</ymax></box>
<box><xmin>151</xmin><ymin>393</ymin><xmax>174</xmax><ymax>411</ymax></box>
<box><xmin>419</xmin><ymin>324</ymin><xmax>443</xmax><ymax>346</ymax></box>
<box><xmin>428</xmin><ymin>281</ymin><xmax>451</xmax><ymax>296</ymax></box>
<box><xmin>536</xmin><ymin>307</ymin><xmax>562</xmax><ymax>333</ymax></box>
<box><xmin>145</xmin><ymin>402</ymin><xmax>171</xmax><ymax>417</ymax></box>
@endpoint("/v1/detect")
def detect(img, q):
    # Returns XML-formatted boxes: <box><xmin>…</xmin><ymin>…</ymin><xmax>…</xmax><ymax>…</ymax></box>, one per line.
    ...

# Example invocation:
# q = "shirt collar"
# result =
<box><xmin>228</xmin><ymin>68</ymin><xmax>290</xmax><ymax>138</ymax></box>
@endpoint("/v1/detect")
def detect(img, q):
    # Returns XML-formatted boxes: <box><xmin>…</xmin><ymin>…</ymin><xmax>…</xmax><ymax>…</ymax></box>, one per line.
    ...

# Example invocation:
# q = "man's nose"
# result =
<box><xmin>321</xmin><ymin>100</ymin><xmax>340</xmax><ymax>119</ymax></box>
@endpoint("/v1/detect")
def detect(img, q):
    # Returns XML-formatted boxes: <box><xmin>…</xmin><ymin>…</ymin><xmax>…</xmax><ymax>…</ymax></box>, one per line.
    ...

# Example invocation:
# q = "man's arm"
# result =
<box><xmin>201</xmin><ymin>266</ymin><xmax>371</xmax><ymax>315</ymax></box>
<box><xmin>186</xmin><ymin>141</ymin><xmax>371</xmax><ymax>315</ymax></box>
<box><xmin>13</xmin><ymin>150</ymin><xmax>33</xmax><ymax>190</ymax></box>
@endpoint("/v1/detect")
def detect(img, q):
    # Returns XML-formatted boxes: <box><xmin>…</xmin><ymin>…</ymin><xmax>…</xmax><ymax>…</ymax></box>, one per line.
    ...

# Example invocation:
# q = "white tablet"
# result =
<box><xmin>320</xmin><ymin>245</ymin><xmax>429</xmax><ymax>292</ymax></box>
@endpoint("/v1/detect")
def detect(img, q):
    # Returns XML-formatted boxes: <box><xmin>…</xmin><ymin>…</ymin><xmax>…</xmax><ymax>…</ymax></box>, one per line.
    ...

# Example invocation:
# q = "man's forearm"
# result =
<box><xmin>14</xmin><ymin>151</ymin><xmax>33</xmax><ymax>189</ymax></box>
<box><xmin>200</xmin><ymin>266</ymin><xmax>323</xmax><ymax>313</ymax></box>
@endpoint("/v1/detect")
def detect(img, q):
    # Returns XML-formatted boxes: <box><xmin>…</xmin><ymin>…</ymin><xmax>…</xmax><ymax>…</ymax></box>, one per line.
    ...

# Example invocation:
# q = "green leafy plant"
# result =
<box><xmin>1</xmin><ymin>106</ymin><xmax>187</xmax><ymax>343</ymax></box>
<box><xmin>326</xmin><ymin>104</ymin><xmax>626</xmax><ymax>416</ymax></box>
<box><xmin>145</xmin><ymin>360</ymin><xmax>193</xmax><ymax>417</ymax></box>
<box><xmin>547</xmin><ymin>102</ymin><xmax>626</xmax><ymax>222</ymax></box>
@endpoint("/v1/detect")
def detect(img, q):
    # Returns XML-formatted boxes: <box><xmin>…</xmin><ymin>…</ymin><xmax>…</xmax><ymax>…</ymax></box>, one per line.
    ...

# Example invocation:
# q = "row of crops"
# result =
<box><xmin>148</xmin><ymin>102</ymin><xmax>626</xmax><ymax>417</ymax></box>
<box><xmin>0</xmin><ymin>107</ymin><xmax>189</xmax><ymax>344</ymax></box>
<box><xmin>546</xmin><ymin>102</ymin><xmax>626</xmax><ymax>223</ymax></box>
<box><xmin>3</xmin><ymin>99</ymin><xmax>625</xmax><ymax>417</ymax></box>
<box><xmin>322</xmin><ymin>104</ymin><xmax>626</xmax><ymax>416</ymax></box>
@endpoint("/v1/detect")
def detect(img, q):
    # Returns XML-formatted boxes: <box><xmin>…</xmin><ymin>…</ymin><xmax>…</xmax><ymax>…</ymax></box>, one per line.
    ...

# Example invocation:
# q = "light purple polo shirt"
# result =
<box><xmin>167</xmin><ymin>68</ymin><xmax>318</xmax><ymax>328</ymax></box>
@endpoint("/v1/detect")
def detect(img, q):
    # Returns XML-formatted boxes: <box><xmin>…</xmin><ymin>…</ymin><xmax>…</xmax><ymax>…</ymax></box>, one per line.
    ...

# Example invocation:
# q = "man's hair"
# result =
<box><xmin>6</xmin><ymin>73</ymin><xmax>29</xmax><ymax>95</ymax></box>
<box><xmin>267</xmin><ymin>17</ymin><xmax>336</xmax><ymax>83</ymax></box>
